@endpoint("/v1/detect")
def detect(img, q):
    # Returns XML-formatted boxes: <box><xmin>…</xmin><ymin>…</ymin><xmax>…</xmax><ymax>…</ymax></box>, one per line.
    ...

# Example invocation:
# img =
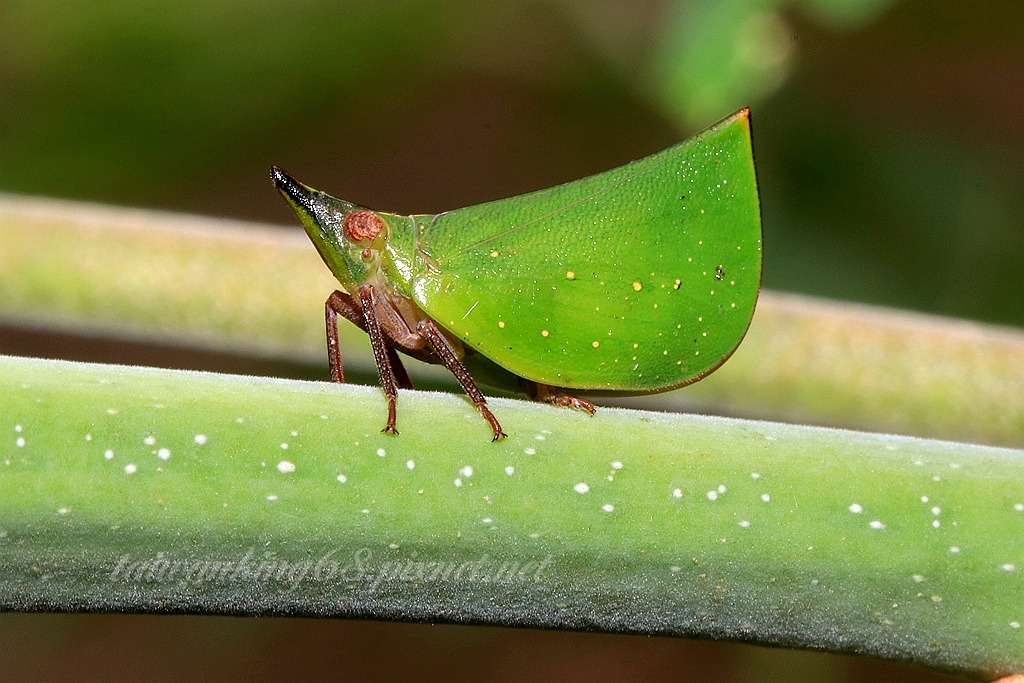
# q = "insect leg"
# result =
<box><xmin>357</xmin><ymin>285</ymin><xmax>402</xmax><ymax>435</ymax></box>
<box><xmin>385</xmin><ymin>347</ymin><xmax>414</xmax><ymax>391</ymax></box>
<box><xmin>417</xmin><ymin>320</ymin><xmax>507</xmax><ymax>442</ymax></box>
<box><xmin>325</xmin><ymin>290</ymin><xmax>353</xmax><ymax>383</ymax></box>
<box><xmin>522</xmin><ymin>381</ymin><xmax>597</xmax><ymax>415</ymax></box>
<box><xmin>326</xmin><ymin>290</ymin><xmax>414</xmax><ymax>390</ymax></box>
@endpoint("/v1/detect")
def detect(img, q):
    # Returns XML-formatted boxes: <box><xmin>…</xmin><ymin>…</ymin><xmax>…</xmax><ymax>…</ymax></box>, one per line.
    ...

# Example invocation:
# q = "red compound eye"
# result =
<box><xmin>343</xmin><ymin>211</ymin><xmax>384</xmax><ymax>243</ymax></box>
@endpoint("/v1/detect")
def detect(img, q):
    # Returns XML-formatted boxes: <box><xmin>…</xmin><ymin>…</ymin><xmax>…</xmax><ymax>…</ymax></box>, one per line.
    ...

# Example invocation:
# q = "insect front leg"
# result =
<box><xmin>522</xmin><ymin>380</ymin><xmax>596</xmax><ymax>415</ymax></box>
<box><xmin>417</xmin><ymin>319</ymin><xmax>507</xmax><ymax>442</ymax></box>
<box><xmin>355</xmin><ymin>285</ymin><xmax>406</xmax><ymax>434</ymax></box>
<box><xmin>326</xmin><ymin>290</ymin><xmax>413</xmax><ymax>390</ymax></box>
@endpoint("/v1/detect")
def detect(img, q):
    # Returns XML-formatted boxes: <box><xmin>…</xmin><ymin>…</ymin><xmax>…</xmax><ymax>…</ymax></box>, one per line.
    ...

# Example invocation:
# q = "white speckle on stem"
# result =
<box><xmin>406</xmin><ymin>460</ymin><xmax>415</xmax><ymax>470</ymax></box>
<box><xmin>574</xmin><ymin>482</ymin><xmax>590</xmax><ymax>494</ymax></box>
<box><xmin>194</xmin><ymin>434</ymin><xmax>208</xmax><ymax>445</ymax></box>
<box><xmin>266</xmin><ymin>495</ymin><xmax>278</xmax><ymax>502</ymax></box>
<box><xmin>14</xmin><ymin>425</ymin><xmax>22</xmax><ymax>433</ymax></box>
<box><xmin>144</xmin><ymin>436</ymin><xmax>156</xmax><ymax>446</ymax></box>
<box><xmin>104</xmin><ymin>450</ymin><xmax>114</xmax><ymax>460</ymax></box>
<box><xmin>931</xmin><ymin>507</ymin><xmax>941</xmax><ymax>515</ymax></box>
<box><xmin>454</xmin><ymin>478</ymin><xmax>463</xmax><ymax>487</ymax></box>
<box><xmin>277</xmin><ymin>460</ymin><xmax>295</xmax><ymax>473</ymax></box>
<box><xmin>602</xmin><ymin>504</ymin><xmax>615</xmax><ymax>513</ymax></box>
<box><xmin>1015</xmin><ymin>503</ymin><xmax>1024</xmax><ymax>512</ymax></box>
<box><xmin>848</xmin><ymin>503</ymin><xmax>863</xmax><ymax>514</ymax></box>
<box><xmin>912</xmin><ymin>574</ymin><xmax>925</xmax><ymax>583</ymax></box>
<box><xmin>751</xmin><ymin>472</ymin><xmax>760</xmax><ymax>479</ymax></box>
<box><xmin>869</xmin><ymin>520</ymin><xmax>886</xmax><ymax>530</ymax></box>
<box><xmin>672</xmin><ymin>488</ymin><xmax>683</xmax><ymax>499</ymax></box>
<box><xmin>377</xmin><ymin>448</ymin><xmax>386</xmax><ymax>457</ymax></box>
<box><xmin>15</xmin><ymin>437</ymin><xmax>25</xmax><ymax>448</ymax></box>
<box><xmin>280</xmin><ymin>443</ymin><xmax>288</xmax><ymax>450</ymax></box>
<box><xmin>482</xmin><ymin>517</ymin><xmax>493</xmax><ymax>524</ymax></box>
<box><xmin>738</xmin><ymin>520</ymin><xmax>750</xmax><ymax>528</ymax></box>
<box><xmin>85</xmin><ymin>433</ymin><xmax>92</xmax><ymax>441</ymax></box>
<box><xmin>524</xmin><ymin>448</ymin><xmax>536</xmax><ymax>455</ymax></box>
<box><xmin>336</xmin><ymin>474</ymin><xmax>347</xmax><ymax>483</ymax></box>
<box><xmin>157</xmin><ymin>448</ymin><xmax>171</xmax><ymax>461</ymax></box>
<box><xmin>1012</xmin><ymin>622</ymin><xmax>1021</xmax><ymax>629</ymax></box>
<box><xmin>932</xmin><ymin>520</ymin><xmax>941</xmax><ymax>528</ymax></box>
<box><xmin>57</xmin><ymin>507</ymin><xmax>69</xmax><ymax>515</ymax></box>
<box><xmin>504</xmin><ymin>466</ymin><xmax>515</xmax><ymax>476</ymax></box>
<box><xmin>717</xmin><ymin>485</ymin><xmax>726</xmax><ymax>494</ymax></box>
<box><xmin>1002</xmin><ymin>564</ymin><xmax>1017</xmax><ymax>572</ymax></box>
<box><xmin>761</xmin><ymin>493</ymin><xmax>771</xmax><ymax>502</ymax></box>
<box><xmin>459</xmin><ymin>465</ymin><xmax>473</xmax><ymax>478</ymax></box>
<box><xmin>950</xmin><ymin>546</ymin><xmax>960</xmax><ymax>553</ymax></box>
<box><xmin>706</xmin><ymin>491</ymin><xmax>718</xmax><ymax>501</ymax></box>
<box><xmin>611</xmin><ymin>461</ymin><xmax>623</xmax><ymax>470</ymax></box>
<box><xmin>124</xmin><ymin>464</ymin><xmax>137</xmax><ymax>474</ymax></box>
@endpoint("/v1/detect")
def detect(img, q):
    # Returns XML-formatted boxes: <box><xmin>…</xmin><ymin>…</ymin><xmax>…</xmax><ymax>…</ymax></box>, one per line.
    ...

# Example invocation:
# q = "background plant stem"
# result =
<box><xmin>2</xmin><ymin>193</ymin><xmax>1023</xmax><ymax>447</ymax></box>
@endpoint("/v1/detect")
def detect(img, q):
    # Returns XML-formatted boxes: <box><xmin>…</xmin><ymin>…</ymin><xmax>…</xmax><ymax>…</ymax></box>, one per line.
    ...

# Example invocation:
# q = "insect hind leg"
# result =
<box><xmin>522</xmin><ymin>381</ymin><xmax>596</xmax><ymax>415</ymax></box>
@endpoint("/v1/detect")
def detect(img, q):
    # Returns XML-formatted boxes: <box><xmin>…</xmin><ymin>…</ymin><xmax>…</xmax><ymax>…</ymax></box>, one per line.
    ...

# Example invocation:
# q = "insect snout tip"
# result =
<box><xmin>269</xmin><ymin>165</ymin><xmax>292</xmax><ymax>189</ymax></box>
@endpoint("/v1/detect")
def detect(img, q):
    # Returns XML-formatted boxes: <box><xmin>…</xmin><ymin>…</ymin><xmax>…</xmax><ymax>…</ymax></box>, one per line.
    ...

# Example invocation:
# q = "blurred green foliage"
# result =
<box><xmin>2</xmin><ymin>0</ymin><xmax>1022</xmax><ymax>327</ymax></box>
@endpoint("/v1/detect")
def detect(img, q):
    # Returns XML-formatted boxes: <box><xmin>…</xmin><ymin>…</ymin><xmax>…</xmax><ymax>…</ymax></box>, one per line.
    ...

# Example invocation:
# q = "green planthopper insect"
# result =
<box><xmin>272</xmin><ymin>108</ymin><xmax>761</xmax><ymax>441</ymax></box>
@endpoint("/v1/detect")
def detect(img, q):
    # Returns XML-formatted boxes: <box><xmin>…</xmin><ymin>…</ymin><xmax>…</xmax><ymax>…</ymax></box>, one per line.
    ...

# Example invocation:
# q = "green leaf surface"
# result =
<box><xmin>1</xmin><ymin>354</ymin><xmax>1023</xmax><ymax>679</ymax></box>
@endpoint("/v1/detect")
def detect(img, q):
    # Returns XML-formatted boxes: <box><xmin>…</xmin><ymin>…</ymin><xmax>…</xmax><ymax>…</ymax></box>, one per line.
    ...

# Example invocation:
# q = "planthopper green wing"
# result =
<box><xmin>408</xmin><ymin>108</ymin><xmax>762</xmax><ymax>391</ymax></box>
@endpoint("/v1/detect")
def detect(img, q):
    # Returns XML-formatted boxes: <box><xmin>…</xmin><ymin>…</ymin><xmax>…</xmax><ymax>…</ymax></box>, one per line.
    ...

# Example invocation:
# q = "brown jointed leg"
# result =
<box><xmin>386</xmin><ymin>346</ymin><xmax>414</xmax><ymax>391</ymax></box>
<box><xmin>523</xmin><ymin>381</ymin><xmax>597</xmax><ymax>415</ymax></box>
<box><xmin>325</xmin><ymin>291</ymin><xmax>352</xmax><ymax>383</ymax></box>
<box><xmin>357</xmin><ymin>285</ymin><xmax>401</xmax><ymax>435</ymax></box>
<box><xmin>417</xmin><ymin>319</ymin><xmax>506</xmax><ymax>441</ymax></box>
<box><xmin>326</xmin><ymin>290</ymin><xmax>413</xmax><ymax>390</ymax></box>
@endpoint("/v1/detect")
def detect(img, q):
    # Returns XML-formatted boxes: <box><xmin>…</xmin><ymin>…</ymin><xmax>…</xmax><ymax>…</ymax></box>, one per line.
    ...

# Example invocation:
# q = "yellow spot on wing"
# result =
<box><xmin>592</xmin><ymin>341</ymin><xmax>600</xmax><ymax>348</ymax></box>
<box><xmin>566</xmin><ymin>271</ymin><xmax>575</xmax><ymax>280</ymax></box>
<box><xmin>498</xmin><ymin>321</ymin><xmax>505</xmax><ymax>328</ymax></box>
<box><xmin>632</xmin><ymin>281</ymin><xmax>642</xmax><ymax>291</ymax></box>
<box><xmin>542</xmin><ymin>330</ymin><xmax>549</xmax><ymax>337</ymax></box>
<box><xmin>490</xmin><ymin>251</ymin><xmax>499</xmax><ymax>257</ymax></box>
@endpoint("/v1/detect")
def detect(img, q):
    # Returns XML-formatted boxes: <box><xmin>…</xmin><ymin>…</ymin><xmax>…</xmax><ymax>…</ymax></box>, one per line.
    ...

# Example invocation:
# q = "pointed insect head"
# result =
<box><xmin>271</xmin><ymin>166</ymin><xmax>389</xmax><ymax>291</ymax></box>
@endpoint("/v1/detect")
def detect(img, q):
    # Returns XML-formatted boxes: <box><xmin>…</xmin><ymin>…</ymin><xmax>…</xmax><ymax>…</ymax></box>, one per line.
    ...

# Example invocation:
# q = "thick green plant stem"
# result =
<box><xmin>1</xmin><ymin>354</ymin><xmax>1023</xmax><ymax>680</ymax></box>
<box><xmin>2</xmin><ymin>193</ymin><xmax>1024</xmax><ymax>447</ymax></box>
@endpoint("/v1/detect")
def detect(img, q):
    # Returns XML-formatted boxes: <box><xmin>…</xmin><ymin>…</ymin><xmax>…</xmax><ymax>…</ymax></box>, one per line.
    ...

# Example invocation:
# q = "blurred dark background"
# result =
<box><xmin>0</xmin><ymin>0</ymin><xmax>1019</xmax><ymax>680</ymax></box>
